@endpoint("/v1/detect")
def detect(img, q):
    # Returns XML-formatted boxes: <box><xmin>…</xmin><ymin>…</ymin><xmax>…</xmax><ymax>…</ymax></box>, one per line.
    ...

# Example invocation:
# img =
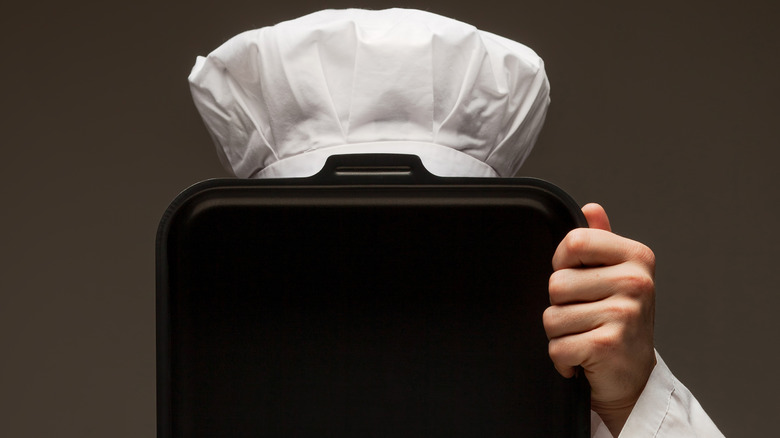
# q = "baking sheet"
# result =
<box><xmin>157</xmin><ymin>155</ymin><xmax>590</xmax><ymax>437</ymax></box>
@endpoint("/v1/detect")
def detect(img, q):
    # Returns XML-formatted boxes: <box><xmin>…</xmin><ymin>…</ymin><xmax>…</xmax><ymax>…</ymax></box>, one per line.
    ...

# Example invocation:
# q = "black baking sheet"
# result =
<box><xmin>157</xmin><ymin>154</ymin><xmax>590</xmax><ymax>437</ymax></box>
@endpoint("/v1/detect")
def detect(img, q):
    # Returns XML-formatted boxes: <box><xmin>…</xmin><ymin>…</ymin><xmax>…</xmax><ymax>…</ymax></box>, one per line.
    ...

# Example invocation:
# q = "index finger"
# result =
<box><xmin>552</xmin><ymin>228</ymin><xmax>650</xmax><ymax>271</ymax></box>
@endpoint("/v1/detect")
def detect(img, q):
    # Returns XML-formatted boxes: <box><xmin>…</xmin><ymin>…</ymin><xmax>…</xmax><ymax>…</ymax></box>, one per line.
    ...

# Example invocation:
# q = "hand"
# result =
<box><xmin>543</xmin><ymin>203</ymin><xmax>657</xmax><ymax>436</ymax></box>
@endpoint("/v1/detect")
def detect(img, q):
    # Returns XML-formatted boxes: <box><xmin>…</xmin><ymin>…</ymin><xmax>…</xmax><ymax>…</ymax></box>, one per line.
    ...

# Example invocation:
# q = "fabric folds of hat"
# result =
<box><xmin>188</xmin><ymin>8</ymin><xmax>550</xmax><ymax>178</ymax></box>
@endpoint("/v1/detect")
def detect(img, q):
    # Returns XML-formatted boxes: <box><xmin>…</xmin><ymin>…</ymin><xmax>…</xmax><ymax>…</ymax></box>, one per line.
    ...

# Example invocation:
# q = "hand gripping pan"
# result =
<box><xmin>157</xmin><ymin>154</ymin><xmax>590</xmax><ymax>437</ymax></box>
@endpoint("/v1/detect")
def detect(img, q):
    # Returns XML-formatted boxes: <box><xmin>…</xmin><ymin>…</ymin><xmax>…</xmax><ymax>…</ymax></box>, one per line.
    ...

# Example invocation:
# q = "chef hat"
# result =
<box><xmin>188</xmin><ymin>8</ymin><xmax>550</xmax><ymax>178</ymax></box>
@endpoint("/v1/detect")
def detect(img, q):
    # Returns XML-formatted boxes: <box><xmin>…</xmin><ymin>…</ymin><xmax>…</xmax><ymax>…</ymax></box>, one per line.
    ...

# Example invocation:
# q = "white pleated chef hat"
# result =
<box><xmin>188</xmin><ymin>8</ymin><xmax>550</xmax><ymax>178</ymax></box>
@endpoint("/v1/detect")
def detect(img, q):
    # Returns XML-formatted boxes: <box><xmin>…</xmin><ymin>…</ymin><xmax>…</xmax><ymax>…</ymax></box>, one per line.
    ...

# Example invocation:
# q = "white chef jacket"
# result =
<box><xmin>590</xmin><ymin>351</ymin><xmax>725</xmax><ymax>437</ymax></box>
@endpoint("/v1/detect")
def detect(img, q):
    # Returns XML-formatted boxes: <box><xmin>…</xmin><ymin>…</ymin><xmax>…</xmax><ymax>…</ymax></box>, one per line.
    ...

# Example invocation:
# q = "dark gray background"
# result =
<box><xmin>2</xmin><ymin>0</ymin><xmax>777</xmax><ymax>436</ymax></box>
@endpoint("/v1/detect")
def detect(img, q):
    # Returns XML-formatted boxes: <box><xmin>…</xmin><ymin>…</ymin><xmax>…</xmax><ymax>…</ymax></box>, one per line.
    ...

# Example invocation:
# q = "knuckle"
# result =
<box><xmin>591</xmin><ymin>327</ymin><xmax>622</xmax><ymax>354</ymax></box>
<box><xmin>626</xmin><ymin>271</ymin><xmax>654</xmax><ymax>290</ymax></box>
<box><xmin>564</xmin><ymin>228</ymin><xmax>590</xmax><ymax>255</ymax></box>
<box><xmin>620</xmin><ymin>271</ymin><xmax>655</xmax><ymax>298</ymax></box>
<box><xmin>542</xmin><ymin>307</ymin><xmax>554</xmax><ymax>328</ymax></box>
<box><xmin>548</xmin><ymin>271</ymin><xmax>567</xmax><ymax>301</ymax></box>
<box><xmin>605</xmin><ymin>299</ymin><xmax>641</xmax><ymax>322</ymax></box>
<box><xmin>548</xmin><ymin>339</ymin><xmax>567</xmax><ymax>362</ymax></box>
<box><xmin>632</xmin><ymin>243</ymin><xmax>656</xmax><ymax>268</ymax></box>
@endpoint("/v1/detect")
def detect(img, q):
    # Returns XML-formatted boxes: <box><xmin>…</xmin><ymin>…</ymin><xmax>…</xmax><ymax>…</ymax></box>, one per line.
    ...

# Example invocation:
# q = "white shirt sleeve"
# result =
<box><xmin>590</xmin><ymin>350</ymin><xmax>724</xmax><ymax>438</ymax></box>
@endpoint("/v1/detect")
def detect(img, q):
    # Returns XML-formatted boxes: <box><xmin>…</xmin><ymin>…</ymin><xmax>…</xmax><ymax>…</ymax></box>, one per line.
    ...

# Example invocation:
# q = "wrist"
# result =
<box><xmin>591</xmin><ymin>354</ymin><xmax>657</xmax><ymax>436</ymax></box>
<box><xmin>591</xmin><ymin>402</ymin><xmax>635</xmax><ymax>437</ymax></box>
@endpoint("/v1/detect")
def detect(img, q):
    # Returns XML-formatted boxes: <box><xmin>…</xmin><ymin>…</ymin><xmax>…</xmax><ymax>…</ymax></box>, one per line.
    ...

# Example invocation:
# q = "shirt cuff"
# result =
<box><xmin>617</xmin><ymin>350</ymin><xmax>675</xmax><ymax>436</ymax></box>
<box><xmin>591</xmin><ymin>350</ymin><xmax>725</xmax><ymax>437</ymax></box>
<box><xmin>589</xmin><ymin>350</ymin><xmax>670</xmax><ymax>437</ymax></box>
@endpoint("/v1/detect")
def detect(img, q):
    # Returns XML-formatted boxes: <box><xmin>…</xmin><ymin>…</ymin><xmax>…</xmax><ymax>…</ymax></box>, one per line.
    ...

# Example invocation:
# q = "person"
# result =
<box><xmin>187</xmin><ymin>8</ymin><xmax>724</xmax><ymax>437</ymax></box>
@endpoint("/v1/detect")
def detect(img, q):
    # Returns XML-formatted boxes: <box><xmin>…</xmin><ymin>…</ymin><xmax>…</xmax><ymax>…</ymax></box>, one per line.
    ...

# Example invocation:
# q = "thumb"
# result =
<box><xmin>582</xmin><ymin>203</ymin><xmax>612</xmax><ymax>232</ymax></box>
